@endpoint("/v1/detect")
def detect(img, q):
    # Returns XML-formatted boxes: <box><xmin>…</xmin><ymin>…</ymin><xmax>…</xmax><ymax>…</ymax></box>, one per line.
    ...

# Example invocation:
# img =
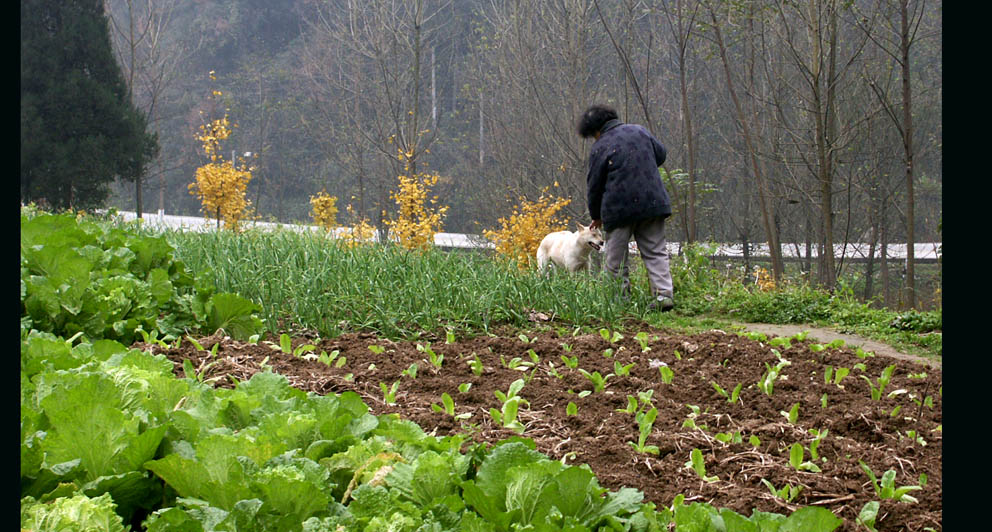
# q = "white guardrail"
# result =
<box><xmin>109</xmin><ymin>210</ymin><xmax>941</xmax><ymax>261</ymax></box>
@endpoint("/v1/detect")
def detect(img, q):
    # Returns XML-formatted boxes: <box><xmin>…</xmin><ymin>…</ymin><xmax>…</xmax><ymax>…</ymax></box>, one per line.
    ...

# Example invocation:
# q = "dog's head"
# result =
<box><xmin>576</xmin><ymin>223</ymin><xmax>605</xmax><ymax>252</ymax></box>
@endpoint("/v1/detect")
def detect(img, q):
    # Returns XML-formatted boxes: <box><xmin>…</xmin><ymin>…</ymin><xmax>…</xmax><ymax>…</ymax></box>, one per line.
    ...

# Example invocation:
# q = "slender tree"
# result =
<box><xmin>704</xmin><ymin>1</ymin><xmax>784</xmax><ymax>282</ymax></box>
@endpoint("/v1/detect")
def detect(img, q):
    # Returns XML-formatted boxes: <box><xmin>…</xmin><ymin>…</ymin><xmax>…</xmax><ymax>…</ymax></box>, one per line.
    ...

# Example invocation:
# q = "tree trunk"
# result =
<box><xmin>676</xmin><ymin>0</ymin><xmax>698</xmax><ymax>243</ymax></box>
<box><xmin>880</xmin><ymin>202</ymin><xmax>891</xmax><ymax>307</ymax></box>
<box><xmin>707</xmin><ymin>5</ymin><xmax>784</xmax><ymax>282</ymax></box>
<box><xmin>900</xmin><ymin>0</ymin><xmax>916</xmax><ymax>308</ymax></box>
<box><xmin>864</xmin><ymin>213</ymin><xmax>878</xmax><ymax>301</ymax></box>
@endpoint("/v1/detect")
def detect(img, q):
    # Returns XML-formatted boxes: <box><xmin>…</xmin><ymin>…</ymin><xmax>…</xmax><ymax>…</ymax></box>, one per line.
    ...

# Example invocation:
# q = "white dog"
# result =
<box><xmin>536</xmin><ymin>223</ymin><xmax>605</xmax><ymax>272</ymax></box>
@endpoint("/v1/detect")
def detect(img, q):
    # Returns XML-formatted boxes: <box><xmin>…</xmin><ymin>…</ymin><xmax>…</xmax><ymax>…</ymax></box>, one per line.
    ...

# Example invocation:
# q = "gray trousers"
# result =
<box><xmin>604</xmin><ymin>216</ymin><xmax>673</xmax><ymax>298</ymax></box>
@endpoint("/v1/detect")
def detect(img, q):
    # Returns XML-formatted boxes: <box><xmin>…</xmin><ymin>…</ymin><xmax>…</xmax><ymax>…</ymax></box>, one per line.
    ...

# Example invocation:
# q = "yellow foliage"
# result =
<box><xmin>310</xmin><ymin>191</ymin><xmax>339</xmax><ymax>231</ymax></box>
<box><xmin>188</xmin><ymin>113</ymin><xmax>253</xmax><ymax>232</ymax></box>
<box><xmin>754</xmin><ymin>267</ymin><xmax>776</xmax><ymax>291</ymax></box>
<box><xmin>483</xmin><ymin>187</ymin><xmax>571</xmax><ymax>268</ymax></box>
<box><xmin>338</xmin><ymin>204</ymin><xmax>377</xmax><ymax>248</ymax></box>
<box><xmin>385</xmin><ymin>150</ymin><xmax>448</xmax><ymax>251</ymax></box>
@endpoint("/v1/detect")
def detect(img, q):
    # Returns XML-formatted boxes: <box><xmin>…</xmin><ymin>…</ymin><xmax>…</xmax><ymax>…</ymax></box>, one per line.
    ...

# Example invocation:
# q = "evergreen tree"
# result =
<box><xmin>21</xmin><ymin>0</ymin><xmax>158</xmax><ymax>210</ymax></box>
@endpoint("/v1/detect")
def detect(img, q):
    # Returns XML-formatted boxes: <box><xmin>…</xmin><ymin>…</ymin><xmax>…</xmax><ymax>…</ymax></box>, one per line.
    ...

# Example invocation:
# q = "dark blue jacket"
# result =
<box><xmin>586</xmin><ymin>119</ymin><xmax>671</xmax><ymax>231</ymax></box>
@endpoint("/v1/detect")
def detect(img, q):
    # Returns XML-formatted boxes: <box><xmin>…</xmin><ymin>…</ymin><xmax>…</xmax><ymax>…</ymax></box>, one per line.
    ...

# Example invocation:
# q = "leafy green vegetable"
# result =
<box><xmin>21</xmin><ymin>493</ymin><xmax>127</xmax><ymax>532</ymax></box>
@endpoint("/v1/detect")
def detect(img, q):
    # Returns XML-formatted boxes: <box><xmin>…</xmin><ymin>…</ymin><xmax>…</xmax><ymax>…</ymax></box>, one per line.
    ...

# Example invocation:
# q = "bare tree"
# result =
<box><xmin>854</xmin><ymin>0</ymin><xmax>928</xmax><ymax>308</ymax></box>
<box><xmin>657</xmin><ymin>0</ymin><xmax>703</xmax><ymax>243</ymax></box>
<box><xmin>703</xmin><ymin>1</ymin><xmax>785</xmax><ymax>281</ymax></box>
<box><xmin>105</xmin><ymin>0</ymin><xmax>190</xmax><ymax>217</ymax></box>
<box><xmin>479</xmin><ymin>0</ymin><xmax>606</xmax><ymax>221</ymax></box>
<box><xmin>300</xmin><ymin>0</ymin><xmax>452</xmax><ymax>233</ymax></box>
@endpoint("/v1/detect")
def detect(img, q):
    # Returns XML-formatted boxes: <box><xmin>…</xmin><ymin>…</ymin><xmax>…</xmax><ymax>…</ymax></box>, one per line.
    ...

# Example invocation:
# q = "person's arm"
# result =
<box><xmin>586</xmin><ymin>145</ymin><xmax>608</xmax><ymax>223</ymax></box>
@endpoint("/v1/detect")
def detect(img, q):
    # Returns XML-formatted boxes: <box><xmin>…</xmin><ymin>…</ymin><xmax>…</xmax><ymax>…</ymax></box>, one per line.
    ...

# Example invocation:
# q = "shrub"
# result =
<box><xmin>309</xmin><ymin>191</ymin><xmax>339</xmax><ymax>231</ymax></box>
<box><xmin>386</xmin><ymin>151</ymin><xmax>448</xmax><ymax>250</ymax></box>
<box><xmin>484</xmin><ymin>186</ymin><xmax>571</xmax><ymax>268</ymax></box>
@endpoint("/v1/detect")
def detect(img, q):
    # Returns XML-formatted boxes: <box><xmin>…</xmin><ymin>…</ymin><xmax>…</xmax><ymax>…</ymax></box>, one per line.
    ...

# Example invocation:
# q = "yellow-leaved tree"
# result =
<box><xmin>385</xmin><ymin>150</ymin><xmax>448</xmax><ymax>250</ymax></box>
<box><xmin>188</xmin><ymin>73</ymin><xmax>253</xmax><ymax>232</ymax></box>
<box><xmin>484</xmin><ymin>186</ymin><xmax>572</xmax><ymax>268</ymax></box>
<box><xmin>309</xmin><ymin>191</ymin><xmax>339</xmax><ymax>231</ymax></box>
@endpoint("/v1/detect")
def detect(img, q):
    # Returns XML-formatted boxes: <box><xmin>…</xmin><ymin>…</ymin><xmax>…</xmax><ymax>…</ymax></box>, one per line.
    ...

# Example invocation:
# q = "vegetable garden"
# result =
<box><xmin>20</xmin><ymin>209</ymin><xmax>941</xmax><ymax>531</ymax></box>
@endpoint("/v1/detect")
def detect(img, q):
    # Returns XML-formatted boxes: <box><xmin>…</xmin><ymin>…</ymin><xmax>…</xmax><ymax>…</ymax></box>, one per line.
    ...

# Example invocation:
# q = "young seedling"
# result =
<box><xmin>861</xmin><ymin>364</ymin><xmax>897</xmax><ymax>400</ymax></box>
<box><xmin>560</xmin><ymin>342</ymin><xmax>573</xmax><ymax>353</ymax></box>
<box><xmin>686</xmin><ymin>448</ymin><xmax>718</xmax><ymax>483</ymax></box>
<box><xmin>518</xmin><ymin>333</ymin><xmax>537</xmax><ymax>344</ymax></box>
<box><xmin>714</xmin><ymin>431</ymin><xmax>743</xmax><ymax>444</ymax></box>
<box><xmin>380</xmin><ymin>380</ymin><xmax>400</xmax><ymax>405</ymax></box>
<box><xmin>599</xmin><ymin>328</ymin><xmax>623</xmax><ymax>343</ymax></box>
<box><xmin>560</xmin><ymin>354</ymin><xmax>579</xmax><ymax>369</ymax></box>
<box><xmin>808</xmin><ymin>428</ymin><xmax>829</xmax><ymax>461</ymax></box>
<box><xmin>743</xmin><ymin>331</ymin><xmax>768</xmax><ymax>342</ymax></box>
<box><xmin>490</xmin><ymin>379</ymin><xmax>528</xmax><ymax>434</ymax></box>
<box><xmin>617</xmin><ymin>390</ymin><xmax>655</xmax><ymax>415</ymax></box>
<box><xmin>368</xmin><ymin>344</ymin><xmax>385</xmax><ymax>354</ymax></box>
<box><xmin>768</xmin><ymin>336</ymin><xmax>792</xmax><ymax>350</ymax></box>
<box><xmin>445</xmin><ymin>329</ymin><xmax>456</xmax><ymax>344</ymax></box>
<box><xmin>729</xmin><ymin>382</ymin><xmax>743</xmax><ymax>404</ymax></box>
<box><xmin>315</xmin><ymin>349</ymin><xmax>346</xmax><ymax>368</ymax></box>
<box><xmin>903</xmin><ymin>430</ymin><xmax>927</xmax><ymax>447</ymax></box>
<box><xmin>431</xmin><ymin>392</ymin><xmax>472</xmax><ymax>420</ymax></box>
<box><xmin>266</xmin><ymin>333</ymin><xmax>316</xmax><ymax>358</ymax></box>
<box><xmin>761</xmin><ymin>479</ymin><xmax>803</xmax><ymax>503</ymax></box>
<box><xmin>856</xmin><ymin>501</ymin><xmax>880</xmax><ymax>532</ymax></box>
<box><xmin>628</xmin><ymin>407</ymin><xmax>660</xmax><ymax>455</ymax></box>
<box><xmin>136</xmin><ymin>327</ymin><xmax>171</xmax><ymax>348</ymax></box>
<box><xmin>855</xmin><ymin>347</ymin><xmax>875</xmax><ymax>359</ymax></box>
<box><xmin>859</xmin><ymin>461</ymin><xmax>923</xmax><ymax>503</ymax></box>
<box><xmin>566</xmin><ymin>401</ymin><xmax>578</xmax><ymax>416</ymax></box>
<box><xmin>658</xmin><ymin>364</ymin><xmax>674</xmax><ymax>385</ymax></box>
<box><xmin>617</xmin><ymin>395</ymin><xmax>639</xmax><ymax>415</ymax></box>
<box><xmin>833</xmin><ymin>367</ymin><xmax>851</xmax><ymax>388</ymax></box>
<box><xmin>781</xmin><ymin>402</ymin><xmax>800</xmax><ymax>425</ymax></box>
<box><xmin>458</xmin><ymin>382</ymin><xmax>472</xmax><ymax>393</ymax></box>
<box><xmin>682</xmin><ymin>404</ymin><xmax>708</xmax><ymax>431</ymax></box>
<box><xmin>401</xmin><ymin>363</ymin><xmax>418</xmax><ymax>379</ymax></box>
<box><xmin>494</xmin><ymin>377</ymin><xmax>525</xmax><ymax>399</ymax></box>
<box><xmin>758</xmin><ymin>359</ymin><xmax>790</xmax><ymax>397</ymax></box>
<box><xmin>614</xmin><ymin>361</ymin><xmax>635</xmax><ymax>376</ymax></box>
<box><xmin>186</xmin><ymin>335</ymin><xmax>206</xmax><ymax>352</ymax></box>
<box><xmin>417</xmin><ymin>342</ymin><xmax>444</xmax><ymax>371</ymax></box>
<box><xmin>467</xmin><ymin>353</ymin><xmax>484</xmax><ymax>376</ymax></box>
<box><xmin>578</xmin><ymin>368</ymin><xmax>613</xmax><ymax>393</ymax></box>
<box><xmin>711</xmin><ymin>381</ymin><xmax>728</xmax><ymax>400</ymax></box>
<box><xmin>634</xmin><ymin>331</ymin><xmax>652</xmax><ymax>352</ymax></box>
<box><xmin>526</xmin><ymin>348</ymin><xmax>540</xmax><ymax>366</ymax></box>
<box><xmin>602</xmin><ymin>348</ymin><xmax>614</xmax><ymax>358</ymax></box>
<box><xmin>788</xmin><ymin>443</ymin><xmax>821</xmax><ymax>472</ymax></box>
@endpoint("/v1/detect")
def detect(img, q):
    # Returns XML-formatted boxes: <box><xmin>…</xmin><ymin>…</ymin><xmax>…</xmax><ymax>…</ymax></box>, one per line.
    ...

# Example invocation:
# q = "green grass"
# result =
<box><xmin>126</xmin><ymin>221</ymin><xmax>940</xmax><ymax>359</ymax></box>
<box><xmin>153</xmin><ymin>227</ymin><xmax>660</xmax><ymax>339</ymax></box>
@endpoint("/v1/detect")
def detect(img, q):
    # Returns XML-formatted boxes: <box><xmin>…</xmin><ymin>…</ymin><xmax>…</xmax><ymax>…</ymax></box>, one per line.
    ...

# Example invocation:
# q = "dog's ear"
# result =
<box><xmin>576</xmin><ymin>221</ymin><xmax>586</xmax><ymax>231</ymax></box>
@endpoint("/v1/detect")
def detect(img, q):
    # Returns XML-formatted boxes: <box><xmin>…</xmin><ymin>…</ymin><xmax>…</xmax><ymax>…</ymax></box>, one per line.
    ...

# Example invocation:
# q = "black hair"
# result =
<box><xmin>577</xmin><ymin>105</ymin><xmax>619</xmax><ymax>138</ymax></box>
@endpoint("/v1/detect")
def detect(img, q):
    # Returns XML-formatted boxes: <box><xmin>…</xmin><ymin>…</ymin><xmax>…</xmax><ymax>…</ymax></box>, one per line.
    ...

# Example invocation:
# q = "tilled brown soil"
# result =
<box><xmin>141</xmin><ymin>325</ymin><xmax>941</xmax><ymax>531</ymax></box>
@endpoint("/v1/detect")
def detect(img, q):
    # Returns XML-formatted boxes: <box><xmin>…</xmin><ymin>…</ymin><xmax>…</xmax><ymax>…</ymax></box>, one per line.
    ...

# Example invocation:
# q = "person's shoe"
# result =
<box><xmin>647</xmin><ymin>295</ymin><xmax>674</xmax><ymax>312</ymax></box>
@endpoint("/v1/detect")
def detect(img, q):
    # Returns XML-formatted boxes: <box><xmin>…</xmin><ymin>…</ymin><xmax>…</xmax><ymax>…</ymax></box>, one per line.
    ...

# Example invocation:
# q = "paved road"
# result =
<box><xmin>734</xmin><ymin>322</ymin><xmax>941</xmax><ymax>369</ymax></box>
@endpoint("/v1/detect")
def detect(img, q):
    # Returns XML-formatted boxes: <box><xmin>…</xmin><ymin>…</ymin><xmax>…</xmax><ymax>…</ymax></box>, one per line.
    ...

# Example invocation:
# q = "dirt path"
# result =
<box><xmin>734</xmin><ymin>322</ymin><xmax>940</xmax><ymax>369</ymax></box>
